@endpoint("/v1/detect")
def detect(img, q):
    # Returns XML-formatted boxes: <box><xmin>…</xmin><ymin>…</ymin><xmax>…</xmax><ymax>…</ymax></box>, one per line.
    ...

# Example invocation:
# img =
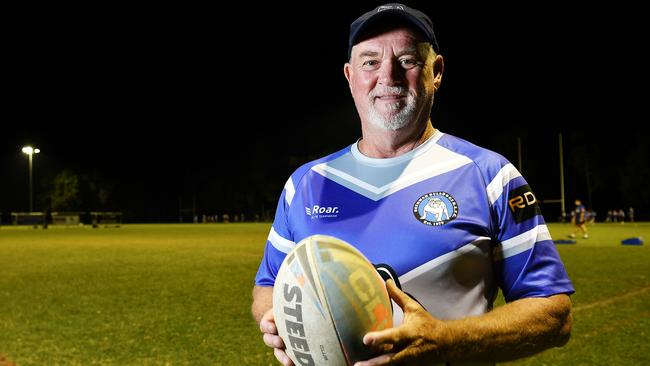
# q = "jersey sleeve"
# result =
<box><xmin>488</xmin><ymin>162</ymin><xmax>575</xmax><ymax>302</ymax></box>
<box><xmin>254</xmin><ymin>177</ymin><xmax>296</xmax><ymax>287</ymax></box>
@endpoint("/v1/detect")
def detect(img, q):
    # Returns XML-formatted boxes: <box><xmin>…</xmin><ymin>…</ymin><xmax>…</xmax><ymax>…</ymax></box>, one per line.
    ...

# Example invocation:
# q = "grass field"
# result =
<box><xmin>1</xmin><ymin>223</ymin><xmax>649</xmax><ymax>365</ymax></box>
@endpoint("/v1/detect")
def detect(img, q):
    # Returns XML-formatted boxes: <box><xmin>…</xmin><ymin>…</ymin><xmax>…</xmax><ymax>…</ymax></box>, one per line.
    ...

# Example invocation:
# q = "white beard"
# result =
<box><xmin>367</xmin><ymin>86</ymin><xmax>418</xmax><ymax>131</ymax></box>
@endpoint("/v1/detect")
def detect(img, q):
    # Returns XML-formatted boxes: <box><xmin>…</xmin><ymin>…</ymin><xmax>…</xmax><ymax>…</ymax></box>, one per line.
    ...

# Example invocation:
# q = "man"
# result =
<box><xmin>252</xmin><ymin>3</ymin><xmax>573</xmax><ymax>365</ymax></box>
<box><xmin>569</xmin><ymin>199</ymin><xmax>589</xmax><ymax>239</ymax></box>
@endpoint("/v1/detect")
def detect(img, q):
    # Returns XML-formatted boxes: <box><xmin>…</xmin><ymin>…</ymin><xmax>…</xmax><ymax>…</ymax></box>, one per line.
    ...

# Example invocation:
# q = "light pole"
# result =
<box><xmin>22</xmin><ymin>146</ymin><xmax>40</xmax><ymax>213</ymax></box>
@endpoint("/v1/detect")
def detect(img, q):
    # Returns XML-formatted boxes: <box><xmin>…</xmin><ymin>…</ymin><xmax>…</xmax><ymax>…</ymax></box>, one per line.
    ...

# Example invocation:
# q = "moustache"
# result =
<box><xmin>369</xmin><ymin>86</ymin><xmax>409</xmax><ymax>99</ymax></box>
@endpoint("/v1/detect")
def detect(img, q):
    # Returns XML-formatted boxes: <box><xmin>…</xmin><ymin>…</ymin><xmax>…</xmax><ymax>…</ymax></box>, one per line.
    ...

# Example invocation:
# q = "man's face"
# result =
<box><xmin>344</xmin><ymin>27</ymin><xmax>440</xmax><ymax>131</ymax></box>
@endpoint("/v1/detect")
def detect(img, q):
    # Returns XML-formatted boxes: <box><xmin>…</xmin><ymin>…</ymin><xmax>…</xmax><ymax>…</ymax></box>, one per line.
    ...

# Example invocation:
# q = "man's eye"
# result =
<box><xmin>362</xmin><ymin>60</ymin><xmax>380</xmax><ymax>70</ymax></box>
<box><xmin>400</xmin><ymin>58</ymin><xmax>421</xmax><ymax>69</ymax></box>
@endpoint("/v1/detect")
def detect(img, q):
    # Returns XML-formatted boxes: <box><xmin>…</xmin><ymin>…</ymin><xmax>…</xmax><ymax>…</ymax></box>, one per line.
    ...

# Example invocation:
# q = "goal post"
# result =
<box><xmin>10</xmin><ymin>212</ymin><xmax>45</xmax><ymax>226</ymax></box>
<box><xmin>51</xmin><ymin>212</ymin><xmax>84</xmax><ymax>226</ymax></box>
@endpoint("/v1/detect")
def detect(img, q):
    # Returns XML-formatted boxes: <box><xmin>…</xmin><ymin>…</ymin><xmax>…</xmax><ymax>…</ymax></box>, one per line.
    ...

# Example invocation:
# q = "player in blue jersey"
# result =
<box><xmin>252</xmin><ymin>3</ymin><xmax>573</xmax><ymax>365</ymax></box>
<box><xmin>569</xmin><ymin>199</ymin><xmax>589</xmax><ymax>239</ymax></box>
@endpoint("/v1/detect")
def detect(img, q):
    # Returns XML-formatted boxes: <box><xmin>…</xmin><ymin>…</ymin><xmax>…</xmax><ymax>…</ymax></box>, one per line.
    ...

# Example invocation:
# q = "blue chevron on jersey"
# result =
<box><xmin>255</xmin><ymin>130</ymin><xmax>574</xmax><ymax>322</ymax></box>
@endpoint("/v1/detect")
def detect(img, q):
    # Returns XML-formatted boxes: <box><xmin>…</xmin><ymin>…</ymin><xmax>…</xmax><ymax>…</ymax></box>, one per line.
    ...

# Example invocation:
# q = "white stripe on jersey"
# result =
<box><xmin>268</xmin><ymin>227</ymin><xmax>295</xmax><ymax>253</ymax></box>
<box><xmin>486</xmin><ymin>163</ymin><xmax>521</xmax><ymax>205</ymax></box>
<box><xmin>314</xmin><ymin>164</ymin><xmax>378</xmax><ymax>192</ymax></box>
<box><xmin>494</xmin><ymin>224</ymin><xmax>551</xmax><ymax>260</ymax></box>
<box><xmin>284</xmin><ymin>177</ymin><xmax>295</xmax><ymax>206</ymax></box>
<box><xmin>312</xmin><ymin>145</ymin><xmax>472</xmax><ymax>201</ymax></box>
<box><xmin>399</xmin><ymin>236</ymin><xmax>492</xmax><ymax>284</ymax></box>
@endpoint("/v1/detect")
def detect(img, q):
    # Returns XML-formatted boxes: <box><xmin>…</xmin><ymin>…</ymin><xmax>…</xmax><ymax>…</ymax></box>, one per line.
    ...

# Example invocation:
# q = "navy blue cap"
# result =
<box><xmin>348</xmin><ymin>3</ymin><xmax>439</xmax><ymax>58</ymax></box>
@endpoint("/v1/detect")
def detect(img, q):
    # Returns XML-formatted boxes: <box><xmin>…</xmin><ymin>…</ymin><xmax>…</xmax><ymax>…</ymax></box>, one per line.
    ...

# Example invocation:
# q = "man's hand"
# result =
<box><xmin>354</xmin><ymin>280</ymin><xmax>449</xmax><ymax>365</ymax></box>
<box><xmin>354</xmin><ymin>280</ymin><xmax>572</xmax><ymax>365</ymax></box>
<box><xmin>253</xmin><ymin>286</ymin><xmax>295</xmax><ymax>366</ymax></box>
<box><xmin>260</xmin><ymin>307</ymin><xmax>295</xmax><ymax>366</ymax></box>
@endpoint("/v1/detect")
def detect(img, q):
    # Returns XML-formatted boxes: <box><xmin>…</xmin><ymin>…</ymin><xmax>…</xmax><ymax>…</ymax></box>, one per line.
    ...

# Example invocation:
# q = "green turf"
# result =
<box><xmin>0</xmin><ymin>223</ymin><xmax>648</xmax><ymax>365</ymax></box>
<box><xmin>501</xmin><ymin>223</ymin><xmax>650</xmax><ymax>366</ymax></box>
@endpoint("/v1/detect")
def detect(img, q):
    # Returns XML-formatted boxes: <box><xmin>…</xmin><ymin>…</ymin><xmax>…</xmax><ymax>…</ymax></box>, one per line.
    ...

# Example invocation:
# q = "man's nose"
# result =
<box><xmin>377</xmin><ymin>59</ymin><xmax>404</xmax><ymax>86</ymax></box>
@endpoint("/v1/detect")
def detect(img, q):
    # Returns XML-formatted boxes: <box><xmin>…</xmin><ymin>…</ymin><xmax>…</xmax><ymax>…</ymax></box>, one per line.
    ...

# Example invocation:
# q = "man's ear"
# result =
<box><xmin>344</xmin><ymin>62</ymin><xmax>353</xmax><ymax>90</ymax></box>
<box><xmin>432</xmin><ymin>54</ymin><xmax>444</xmax><ymax>91</ymax></box>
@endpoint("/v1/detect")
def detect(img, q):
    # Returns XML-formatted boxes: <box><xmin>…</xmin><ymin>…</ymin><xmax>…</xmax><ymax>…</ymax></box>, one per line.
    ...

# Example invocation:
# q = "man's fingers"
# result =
<box><xmin>363</xmin><ymin>329</ymin><xmax>398</xmax><ymax>348</ymax></box>
<box><xmin>260</xmin><ymin>307</ymin><xmax>292</xmax><ymax>365</ymax></box>
<box><xmin>259</xmin><ymin>308</ymin><xmax>277</xmax><ymax>334</ymax></box>
<box><xmin>385</xmin><ymin>279</ymin><xmax>412</xmax><ymax>310</ymax></box>
<box><xmin>353</xmin><ymin>353</ymin><xmax>395</xmax><ymax>366</ymax></box>
<box><xmin>274</xmin><ymin>348</ymin><xmax>295</xmax><ymax>366</ymax></box>
<box><xmin>263</xmin><ymin>333</ymin><xmax>285</xmax><ymax>349</ymax></box>
<box><xmin>260</xmin><ymin>319</ymin><xmax>277</xmax><ymax>334</ymax></box>
<box><xmin>362</xmin><ymin>279</ymin><xmax>418</xmax><ymax>348</ymax></box>
<box><xmin>363</xmin><ymin>325</ymin><xmax>408</xmax><ymax>348</ymax></box>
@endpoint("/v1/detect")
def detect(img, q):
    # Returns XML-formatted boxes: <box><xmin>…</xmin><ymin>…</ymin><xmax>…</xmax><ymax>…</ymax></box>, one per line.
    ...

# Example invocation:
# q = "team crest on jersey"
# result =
<box><xmin>413</xmin><ymin>192</ymin><xmax>458</xmax><ymax>226</ymax></box>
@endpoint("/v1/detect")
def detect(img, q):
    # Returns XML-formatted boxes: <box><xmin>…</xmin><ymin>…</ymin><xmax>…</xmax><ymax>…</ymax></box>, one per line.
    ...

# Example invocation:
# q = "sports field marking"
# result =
<box><xmin>579</xmin><ymin>311</ymin><xmax>650</xmax><ymax>339</ymax></box>
<box><xmin>574</xmin><ymin>285</ymin><xmax>650</xmax><ymax>313</ymax></box>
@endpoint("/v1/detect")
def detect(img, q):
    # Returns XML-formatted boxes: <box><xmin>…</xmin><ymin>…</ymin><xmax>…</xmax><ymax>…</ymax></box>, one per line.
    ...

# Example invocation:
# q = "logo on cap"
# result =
<box><xmin>377</xmin><ymin>5</ymin><xmax>404</xmax><ymax>12</ymax></box>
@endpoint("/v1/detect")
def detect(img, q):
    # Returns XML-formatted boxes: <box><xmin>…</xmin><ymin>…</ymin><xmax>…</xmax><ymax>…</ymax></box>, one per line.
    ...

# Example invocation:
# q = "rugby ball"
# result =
<box><xmin>273</xmin><ymin>234</ymin><xmax>392</xmax><ymax>366</ymax></box>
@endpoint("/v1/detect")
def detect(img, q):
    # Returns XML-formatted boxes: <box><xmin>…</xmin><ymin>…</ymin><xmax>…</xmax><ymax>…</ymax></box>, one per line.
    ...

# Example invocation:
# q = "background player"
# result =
<box><xmin>569</xmin><ymin>199</ymin><xmax>589</xmax><ymax>239</ymax></box>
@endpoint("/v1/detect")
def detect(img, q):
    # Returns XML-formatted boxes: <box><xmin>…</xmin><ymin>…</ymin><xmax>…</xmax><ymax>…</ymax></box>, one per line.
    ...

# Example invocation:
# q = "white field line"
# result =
<box><xmin>574</xmin><ymin>286</ymin><xmax>650</xmax><ymax>313</ymax></box>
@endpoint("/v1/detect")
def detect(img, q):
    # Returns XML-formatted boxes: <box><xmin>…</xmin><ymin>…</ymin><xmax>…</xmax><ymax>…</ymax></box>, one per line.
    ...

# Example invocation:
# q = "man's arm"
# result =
<box><xmin>356</xmin><ymin>280</ymin><xmax>572</xmax><ymax>365</ymax></box>
<box><xmin>252</xmin><ymin>285</ymin><xmax>273</xmax><ymax>323</ymax></box>
<box><xmin>252</xmin><ymin>285</ymin><xmax>295</xmax><ymax>366</ymax></box>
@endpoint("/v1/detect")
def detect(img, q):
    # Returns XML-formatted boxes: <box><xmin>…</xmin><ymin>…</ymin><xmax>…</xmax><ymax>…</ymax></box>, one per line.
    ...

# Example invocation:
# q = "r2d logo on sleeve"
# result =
<box><xmin>413</xmin><ymin>192</ymin><xmax>458</xmax><ymax>226</ymax></box>
<box><xmin>508</xmin><ymin>185</ymin><xmax>542</xmax><ymax>223</ymax></box>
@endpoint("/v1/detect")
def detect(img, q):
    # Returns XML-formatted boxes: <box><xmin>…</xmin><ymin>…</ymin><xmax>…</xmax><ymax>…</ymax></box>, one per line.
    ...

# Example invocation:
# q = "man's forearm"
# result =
<box><xmin>442</xmin><ymin>294</ymin><xmax>572</xmax><ymax>362</ymax></box>
<box><xmin>252</xmin><ymin>285</ymin><xmax>274</xmax><ymax>324</ymax></box>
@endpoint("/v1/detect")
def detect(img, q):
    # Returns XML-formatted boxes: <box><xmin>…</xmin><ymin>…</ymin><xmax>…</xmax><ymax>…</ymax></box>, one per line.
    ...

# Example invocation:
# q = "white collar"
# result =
<box><xmin>351</xmin><ymin>130</ymin><xmax>444</xmax><ymax>167</ymax></box>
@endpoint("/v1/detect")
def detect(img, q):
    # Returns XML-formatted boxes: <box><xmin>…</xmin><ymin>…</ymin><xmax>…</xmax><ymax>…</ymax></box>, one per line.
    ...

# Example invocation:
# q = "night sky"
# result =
<box><xmin>2</xmin><ymin>2</ymin><xmax>648</xmax><ymax>222</ymax></box>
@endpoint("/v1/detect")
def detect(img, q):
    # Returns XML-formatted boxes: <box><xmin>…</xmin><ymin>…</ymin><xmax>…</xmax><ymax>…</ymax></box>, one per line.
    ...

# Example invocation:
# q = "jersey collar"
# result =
<box><xmin>351</xmin><ymin>129</ymin><xmax>444</xmax><ymax>167</ymax></box>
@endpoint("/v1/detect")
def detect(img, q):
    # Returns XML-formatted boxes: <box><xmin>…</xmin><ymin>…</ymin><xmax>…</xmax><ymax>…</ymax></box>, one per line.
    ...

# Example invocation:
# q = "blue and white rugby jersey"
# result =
<box><xmin>256</xmin><ymin>130</ymin><xmax>574</xmax><ymax>322</ymax></box>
